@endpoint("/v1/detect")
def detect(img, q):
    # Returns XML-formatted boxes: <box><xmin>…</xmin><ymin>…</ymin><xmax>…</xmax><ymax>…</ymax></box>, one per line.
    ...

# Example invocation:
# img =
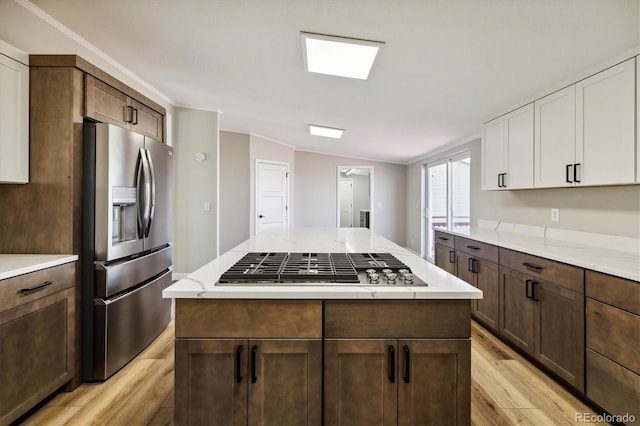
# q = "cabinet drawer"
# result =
<box><xmin>454</xmin><ymin>236</ymin><xmax>498</xmax><ymax>263</ymax></box>
<box><xmin>586</xmin><ymin>270</ymin><xmax>639</xmax><ymax>315</ymax></box>
<box><xmin>0</xmin><ymin>262</ymin><xmax>75</xmax><ymax>312</ymax></box>
<box><xmin>499</xmin><ymin>248</ymin><xmax>583</xmax><ymax>293</ymax></box>
<box><xmin>586</xmin><ymin>298</ymin><xmax>639</xmax><ymax>375</ymax></box>
<box><xmin>434</xmin><ymin>230</ymin><xmax>454</xmax><ymax>248</ymax></box>
<box><xmin>175</xmin><ymin>299</ymin><xmax>322</xmax><ymax>338</ymax></box>
<box><xmin>586</xmin><ymin>349</ymin><xmax>640</xmax><ymax>424</ymax></box>
<box><xmin>324</xmin><ymin>300</ymin><xmax>470</xmax><ymax>338</ymax></box>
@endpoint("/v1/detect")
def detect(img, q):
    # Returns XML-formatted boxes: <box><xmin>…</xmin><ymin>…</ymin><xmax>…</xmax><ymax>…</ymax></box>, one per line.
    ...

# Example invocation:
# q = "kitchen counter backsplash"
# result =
<box><xmin>437</xmin><ymin>220</ymin><xmax>639</xmax><ymax>282</ymax></box>
<box><xmin>0</xmin><ymin>254</ymin><xmax>78</xmax><ymax>280</ymax></box>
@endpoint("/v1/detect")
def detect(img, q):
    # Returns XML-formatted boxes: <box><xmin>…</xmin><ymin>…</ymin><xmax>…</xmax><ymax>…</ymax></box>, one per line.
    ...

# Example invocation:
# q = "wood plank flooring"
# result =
<box><xmin>19</xmin><ymin>320</ymin><xmax>605</xmax><ymax>426</ymax></box>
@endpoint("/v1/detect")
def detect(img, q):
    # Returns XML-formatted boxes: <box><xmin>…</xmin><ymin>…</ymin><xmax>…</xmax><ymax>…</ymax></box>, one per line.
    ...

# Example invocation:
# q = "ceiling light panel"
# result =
<box><xmin>308</xmin><ymin>124</ymin><xmax>344</xmax><ymax>139</ymax></box>
<box><xmin>301</xmin><ymin>32</ymin><xmax>384</xmax><ymax>80</ymax></box>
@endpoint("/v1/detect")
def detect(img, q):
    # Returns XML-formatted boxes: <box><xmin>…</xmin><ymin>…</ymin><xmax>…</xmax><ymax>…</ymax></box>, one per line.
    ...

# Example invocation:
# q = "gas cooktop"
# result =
<box><xmin>216</xmin><ymin>252</ymin><xmax>426</xmax><ymax>286</ymax></box>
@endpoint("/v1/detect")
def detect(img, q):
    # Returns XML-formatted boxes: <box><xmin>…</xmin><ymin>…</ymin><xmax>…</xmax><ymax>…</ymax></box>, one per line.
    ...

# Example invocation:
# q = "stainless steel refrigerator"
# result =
<box><xmin>83</xmin><ymin>123</ymin><xmax>173</xmax><ymax>381</ymax></box>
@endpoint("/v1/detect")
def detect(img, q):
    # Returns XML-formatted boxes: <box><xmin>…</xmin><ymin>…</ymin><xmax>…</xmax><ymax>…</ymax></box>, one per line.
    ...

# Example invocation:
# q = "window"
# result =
<box><xmin>423</xmin><ymin>152</ymin><xmax>471</xmax><ymax>261</ymax></box>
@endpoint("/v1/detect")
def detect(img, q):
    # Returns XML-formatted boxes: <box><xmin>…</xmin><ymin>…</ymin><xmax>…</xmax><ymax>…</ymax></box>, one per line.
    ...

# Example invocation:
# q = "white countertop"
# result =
<box><xmin>163</xmin><ymin>228</ymin><xmax>482</xmax><ymax>300</ymax></box>
<box><xmin>437</xmin><ymin>221</ymin><xmax>640</xmax><ymax>282</ymax></box>
<box><xmin>0</xmin><ymin>254</ymin><xmax>78</xmax><ymax>280</ymax></box>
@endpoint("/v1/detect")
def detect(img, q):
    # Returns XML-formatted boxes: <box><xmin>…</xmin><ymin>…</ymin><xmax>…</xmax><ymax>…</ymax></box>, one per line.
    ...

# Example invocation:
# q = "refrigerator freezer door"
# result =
<box><xmin>92</xmin><ymin>269</ymin><xmax>172</xmax><ymax>380</ymax></box>
<box><xmin>91</xmin><ymin>124</ymin><xmax>145</xmax><ymax>261</ymax></box>
<box><xmin>143</xmin><ymin>137</ymin><xmax>173</xmax><ymax>251</ymax></box>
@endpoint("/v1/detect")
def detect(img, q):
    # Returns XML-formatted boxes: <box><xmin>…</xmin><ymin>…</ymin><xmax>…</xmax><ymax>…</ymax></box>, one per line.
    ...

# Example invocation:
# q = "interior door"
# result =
<box><xmin>339</xmin><ymin>179</ymin><xmax>353</xmax><ymax>227</ymax></box>
<box><xmin>256</xmin><ymin>161</ymin><xmax>289</xmax><ymax>234</ymax></box>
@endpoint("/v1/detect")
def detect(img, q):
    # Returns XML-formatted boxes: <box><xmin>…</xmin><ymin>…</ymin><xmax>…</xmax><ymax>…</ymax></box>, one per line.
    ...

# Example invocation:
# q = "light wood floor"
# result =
<box><xmin>20</xmin><ymin>320</ymin><xmax>605</xmax><ymax>426</ymax></box>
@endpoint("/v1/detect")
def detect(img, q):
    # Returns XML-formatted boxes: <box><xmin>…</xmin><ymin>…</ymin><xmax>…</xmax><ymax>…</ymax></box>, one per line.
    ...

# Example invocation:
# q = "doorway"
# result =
<box><xmin>255</xmin><ymin>160</ymin><xmax>290</xmax><ymax>234</ymax></box>
<box><xmin>336</xmin><ymin>166</ymin><xmax>374</xmax><ymax>229</ymax></box>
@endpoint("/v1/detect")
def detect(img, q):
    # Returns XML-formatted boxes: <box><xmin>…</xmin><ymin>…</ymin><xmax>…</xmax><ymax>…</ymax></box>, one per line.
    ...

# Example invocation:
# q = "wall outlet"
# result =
<box><xmin>204</xmin><ymin>202</ymin><xmax>211</xmax><ymax>212</ymax></box>
<box><xmin>551</xmin><ymin>208</ymin><xmax>559</xmax><ymax>222</ymax></box>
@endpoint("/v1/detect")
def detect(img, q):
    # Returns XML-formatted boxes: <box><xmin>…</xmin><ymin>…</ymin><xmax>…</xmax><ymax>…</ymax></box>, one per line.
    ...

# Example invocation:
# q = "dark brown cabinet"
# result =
<box><xmin>499</xmin><ymin>249</ymin><xmax>585</xmax><ymax>390</ymax></box>
<box><xmin>585</xmin><ymin>271</ymin><xmax>639</xmax><ymax>423</ymax></box>
<box><xmin>435</xmin><ymin>243</ymin><xmax>457</xmax><ymax>275</ymax></box>
<box><xmin>0</xmin><ymin>262</ymin><xmax>75</xmax><ymax>426</ymax></box>
<box><xmin>176</xmin><ymin>338</ymin><xmax>322</xmax><ymax>426</ymax></box>
<box><xmin>324</xmin><ymin>300</ymin><xmax>471</xmax><ymax>426</ymax></box>
<box><xmin>86</xmin><ymin>74</ymin><xmax>164</xmax><ymax>140</ymax></box>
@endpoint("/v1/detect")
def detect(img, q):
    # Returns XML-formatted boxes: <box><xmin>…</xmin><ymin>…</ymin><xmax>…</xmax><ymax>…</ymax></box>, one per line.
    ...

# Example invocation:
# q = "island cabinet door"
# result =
<box><xmin>434</xmin><ymin>244</ymin><xmax>456</xmax><ymax>275</ymax></box>
<box><xmin>175</xmin><ymin>339</ymin><xmax>248</xmax><ymax>426</ymax></box>
<box><xmin>248</xmin><ymin>339</ymin><xmax>322</xmax><ymax>426</ymax></box>
<box><xmin>324</xmin><ymin>339</ymin><xmax>398</xmax><ymax>426</ymax></box>
<box><xmin>397</xmin><ymin>339</ymin><xmax>471</xmax><ymax>426</ymax></box>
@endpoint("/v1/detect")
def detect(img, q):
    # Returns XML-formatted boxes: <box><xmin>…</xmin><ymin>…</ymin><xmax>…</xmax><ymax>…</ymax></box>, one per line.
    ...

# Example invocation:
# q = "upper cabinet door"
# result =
<box><xmin>0</xmin><ymin>53</ymin><xmax>29</xmax><ymax>184</ymax></box>
<box><xmin>575</xmin><ymin>58</ymin><xmax>635</xmax><ymax>186</ymax></box>
<box><xmin>504</xmin><ymin>104</ymin><xmax>534</xmax><ymax>189</ymax></box>
<box><xmin>481</xmin><ymin>117</ymin><xmax>505</xmax><ymax>190</ymax></box>
<box><xmin>534</xmin><ymin>86</ymin><xmax>576</xmax><ymax>188</ymax></box>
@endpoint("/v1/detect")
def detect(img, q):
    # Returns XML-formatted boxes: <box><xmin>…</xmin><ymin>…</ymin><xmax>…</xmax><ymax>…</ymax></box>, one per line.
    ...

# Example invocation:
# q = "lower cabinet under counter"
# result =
<box><xmin>174</xmin><ymin>298</ymin><xmax>472</xmax><ymax>426</ymax></box>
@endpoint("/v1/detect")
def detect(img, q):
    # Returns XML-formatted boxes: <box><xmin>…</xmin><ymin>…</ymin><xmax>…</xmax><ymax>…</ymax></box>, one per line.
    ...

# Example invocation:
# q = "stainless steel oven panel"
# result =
<box><xmin>95</xmin><ymin>245</ymin><xmax>172</xmax><ymax>298</ymax></box>
<box><xmin>92</xmin><ymin>269</ymin><xmax>172</xmax><ymax>380</ymax></box>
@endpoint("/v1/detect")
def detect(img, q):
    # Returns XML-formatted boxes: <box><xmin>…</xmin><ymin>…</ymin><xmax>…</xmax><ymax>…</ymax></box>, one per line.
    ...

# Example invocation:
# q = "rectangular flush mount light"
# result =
<box><xmin>301</xmin><ymin>31</ymin><xmax>384</xmax><ymax>80</ymax></box>
<box><xmin>308</xmin><ymin>124</ymin><xmax>344</xmax><ymax>139</ymax></box>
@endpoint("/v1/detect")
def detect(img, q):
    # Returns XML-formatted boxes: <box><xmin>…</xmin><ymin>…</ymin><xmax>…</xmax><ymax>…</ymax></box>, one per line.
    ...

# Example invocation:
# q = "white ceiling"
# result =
<box><xmin>1</xmin><ymin>0</ymin><xmax>638</xmax><ymax>164</ymax></box>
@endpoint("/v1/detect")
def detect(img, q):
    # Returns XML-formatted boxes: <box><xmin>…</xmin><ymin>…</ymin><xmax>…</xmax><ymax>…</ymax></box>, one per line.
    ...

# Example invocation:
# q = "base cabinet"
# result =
<box><xmin>0</xmin><ymin>262</ymin><xmax>75</xmax><ymax>426</ymax></box>
<box><xmin>176</xmin><ymin>338</ymin><xmax>321</xmax><ymax>426</ymax></box>
<box><xmin>324</xmin><ymin>338</ymin><xmax>470</xmax><ymax>426</ymax></box>
<box><xmin>500</xmin><ymin>266</ymin><xmax>585</xmax><ymax>390</ymax></box>
<box><xmin>434</xmin><ymin>243</ymin><xmax>456</xmax><ymax>275</ymax></box>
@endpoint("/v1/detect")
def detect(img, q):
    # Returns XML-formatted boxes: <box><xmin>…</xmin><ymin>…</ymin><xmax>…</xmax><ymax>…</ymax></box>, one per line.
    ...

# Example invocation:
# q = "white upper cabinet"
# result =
<box><xmin>534</xmin><ymin>86</ymin><xmax>576</xmax><ymax>188</ymax></box>
<box><xmin>482</xmin><ymin>104</ymin><xmax>534</xmax><ymax>190</ymax></box>
<box><xmin>0</xmin><ymin>41</ymin><xmax>29</xmax><ymax>184</ymax></box>
<box><xmin>576</xmin><ymin>58</ymin><xmax>635</xmax><ymax>186</ymax></box>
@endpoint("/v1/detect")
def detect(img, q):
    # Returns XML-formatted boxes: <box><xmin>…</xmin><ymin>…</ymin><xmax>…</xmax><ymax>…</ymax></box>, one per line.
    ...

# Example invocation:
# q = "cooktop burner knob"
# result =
<box><xmin>398</xmin><ymin>269</ymin><xmax>409</xmax><ymax>275</ymax></box>
<box><xmin>386</xmin><ymin>273</ymin><xmax>398</xmax><ymax>283</ymax></box>
<box><xmin>366</xmin><ymin>269</ymin><xmax>377</xmax><ymax>275</ymax></box>
<box><xmin>382</xmin><ymin>269</ymin><xmax>393</xmax><ymax>275</ymax></box>
<box><xmin>369</xmin><ymin>273</ymin><xmax>380</xmax><ymax>283</ymax></box>
<box><xmin>403</xmin><ymin>273</ymin><xmax>414</xmax><ymax>283</ymax></box>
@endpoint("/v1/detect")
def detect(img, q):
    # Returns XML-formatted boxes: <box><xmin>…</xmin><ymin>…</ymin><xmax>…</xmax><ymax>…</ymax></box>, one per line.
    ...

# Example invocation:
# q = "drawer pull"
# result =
<box><xmin>438</xmin><ymin>236</ymin><xmax>449</xmax><ymax>241</ymax></box>
<box><xmin>522</xmin><ymin>262</ymin><xmax>543</xmax><ymax>272</ymax></box>
<box><xmin>20</xmin><ymin>280</ymin><xmax>53</xmax><ymax>294</ymax></box>
<box><xmin>466</xmin><ymin>245</ymin><xmax>480</xmax><ymax>251</ymax></box>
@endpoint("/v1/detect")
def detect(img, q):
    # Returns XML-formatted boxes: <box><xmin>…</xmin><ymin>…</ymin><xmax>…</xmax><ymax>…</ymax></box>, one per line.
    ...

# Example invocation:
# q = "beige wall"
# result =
<box><xmin>173</xmin><ymin>107</ymin><xmax>219</xmax><ymax>275</ymax></box>
<box><xmin>295</xmin><ymin>151</ymin><xmax>407</xmax><ymax>246</ymax></box>
<box><xmin>220</xmin><ymin>131</ymin><xmax>250</xmax><ymax>254</ymax></box>
<box><xmin>406</xmin><ymin>138</ymin><xmax>640</xmax><ymax>255</ymax></box>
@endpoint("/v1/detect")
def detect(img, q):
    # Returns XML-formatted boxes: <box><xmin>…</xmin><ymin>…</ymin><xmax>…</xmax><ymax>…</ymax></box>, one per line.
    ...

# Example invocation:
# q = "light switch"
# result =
<box><xmin>551</xmin><ymin>208</ymin><xmax>559</xmax><ymax>222</ymax></box>
<box><xmin>204</xmin><ymin>202</ymin><xmax>211</xmax><ymax>211</ymax></box>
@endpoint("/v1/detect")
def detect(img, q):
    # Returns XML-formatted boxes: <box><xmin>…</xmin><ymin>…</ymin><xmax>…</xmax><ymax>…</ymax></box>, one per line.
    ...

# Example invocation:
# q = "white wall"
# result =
<box><xmin>220</xmin><ymin>131</ymin><xmax>250</xmax><ymax>254</ymax></box>
<box><xmin>173</xmin><ymin>108</ymin><xmax>219</xmax><ymax>274</ymax></box>
<box><xmin>406</xmin><ymin>138</ymin><xmax>640</xmax><ymax>255</ymax></box>
<box><xmin>295</xmin><ymin>151</ymin><xmax>407</xmax><ymax>246</ymax></box>
<box><xmin>249</xmin><ymin>134</ymin><xmax>295</xmax><ymax>235</ymax></box>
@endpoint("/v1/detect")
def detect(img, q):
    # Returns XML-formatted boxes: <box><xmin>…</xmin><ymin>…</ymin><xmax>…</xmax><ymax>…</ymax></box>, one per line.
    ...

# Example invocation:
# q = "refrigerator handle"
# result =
<box><xmin>136</xmin><ymin>148</ymin><xmax>152</xmax><ymax>239</ymax></box>
<box><xmin>144</xmin><ymin>149</ymin><xmax>156</xmax><ymax>238</ymax></box>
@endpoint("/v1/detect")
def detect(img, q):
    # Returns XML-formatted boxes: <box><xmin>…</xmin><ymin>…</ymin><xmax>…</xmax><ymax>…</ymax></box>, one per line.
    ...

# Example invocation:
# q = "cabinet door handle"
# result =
<box><xmin>403</xmin><ymin>345</ymin><xmax>411</xmax><ymax>384</ymax></box>
<box><xmin>468</xmin><ymin>257</ymin><xmax>474</xmax><ymax>272</ymax></box>
<box><xmin>388</xmin><ymin>345</ymin><xmax>395</xmax><ymax>383</ymax></box>
<box><xmin>525</xmin><ymin>279</ymin><xmax>532</xmax><ymax>299</ymax></box>
<box><xmin>251</xmin><ymin>345</ymin><xmax>258</xmax><ymax>383</ymax></box>
<box><xmin>449</xmin><ymin>250</ymin><xmax>455</xmax><ymax>263</ymax></box>
<box><xmin>502</xmin><ymin>173</ymin><xmax>507</xmax><ymax>188</ymax></box>
<box><xmin>522</xmin><ymin>262</ymin><xmax>543</xmax><ymax>272</ymax></box>
<box><xmin>532</xmin><ymin>281</ymin><xmax>540</xmax><ymax>302</ymax></box>
<box><xmin>236</xmin><ymin>345</ymin><xmax>243</xmax><ymax>383</ymax></box>
<box><xmin>132</xmin><ymin>108</ymin><xmax>139</xmax><ymax>125</ymax></box>
<box><xmin>565</xmin><ymin>164</ymin><xmax>573</xmax><ymax>183</ymax></box>
<box><xmin>497</xmin><ymin>173</ymin><xmax>502</xmax><ymax>188</ymax></box>
<box><xmin>573</xmin><ymin>163</ymin><xmax>581</xmax><ymax>183</ymax></box>
<box><xmin>125</xmin><ymin>105</ymin><xmax>134</xmax><ymax>123</ymax></box>
<box><xmin>20</xmin><ymin>280</ymin><xmax>53</xmax><ymax>294</ymax></box>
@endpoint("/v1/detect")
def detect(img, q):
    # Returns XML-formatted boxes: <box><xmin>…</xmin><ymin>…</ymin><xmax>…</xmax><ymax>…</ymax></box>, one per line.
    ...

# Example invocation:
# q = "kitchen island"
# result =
<box><xmin>164</xmin><ymin>228</ymin><xmax>482</xmax><ymax>426</ymax></box>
